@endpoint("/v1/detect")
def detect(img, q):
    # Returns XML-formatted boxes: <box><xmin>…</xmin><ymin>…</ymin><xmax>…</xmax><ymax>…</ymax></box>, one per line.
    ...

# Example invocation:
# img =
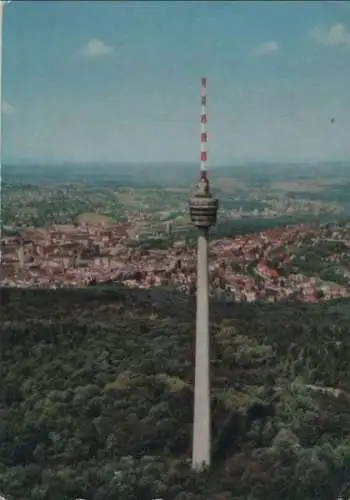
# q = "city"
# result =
<box><xmin>2</xmin><ymin>218</ymin><xmax>350</xmax><ymax>304</ymax></box>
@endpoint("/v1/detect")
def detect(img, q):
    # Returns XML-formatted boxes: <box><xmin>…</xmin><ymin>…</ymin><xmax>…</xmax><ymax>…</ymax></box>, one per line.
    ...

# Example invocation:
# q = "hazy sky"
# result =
<box><xmin>3</xmin><ymin>0</ymin><xmax>350</xmax><ymax>165</ymax></box>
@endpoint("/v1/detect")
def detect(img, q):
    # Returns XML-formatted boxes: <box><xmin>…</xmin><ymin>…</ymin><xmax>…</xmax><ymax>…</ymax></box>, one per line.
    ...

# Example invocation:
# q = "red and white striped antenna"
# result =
<box><xmin>200</xmin><ymin>77</ymin><xmax>208</xmax><ymax>173</ymax></box>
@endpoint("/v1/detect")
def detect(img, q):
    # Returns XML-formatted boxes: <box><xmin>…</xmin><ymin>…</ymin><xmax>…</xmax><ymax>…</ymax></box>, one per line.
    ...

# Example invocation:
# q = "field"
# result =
<box><xmin>74</xmin><ymin>213</ymin><xmax>111</xmax><ymax>225</ymax></box>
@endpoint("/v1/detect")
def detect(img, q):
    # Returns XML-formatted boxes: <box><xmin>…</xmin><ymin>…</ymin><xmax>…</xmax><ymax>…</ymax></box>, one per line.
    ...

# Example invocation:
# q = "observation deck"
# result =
<box><xmin>189</xmin><ymin>170</ymin><xmax>218</xmax><ymax>229</ymax></box>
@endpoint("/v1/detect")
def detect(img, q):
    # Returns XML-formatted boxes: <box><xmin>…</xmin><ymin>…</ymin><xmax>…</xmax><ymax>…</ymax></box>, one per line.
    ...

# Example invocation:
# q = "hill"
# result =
<box><xmin>1</xmin><ymin>286</ymin><xmax>350</xmax><ymax>499</ymax></box>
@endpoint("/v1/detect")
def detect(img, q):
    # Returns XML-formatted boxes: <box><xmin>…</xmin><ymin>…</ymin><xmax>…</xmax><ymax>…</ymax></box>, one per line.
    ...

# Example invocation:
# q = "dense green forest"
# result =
<box><xmin>1</xmin><ymin>286</ymin><xmax>350</xmax><ymax>499</ymax></box>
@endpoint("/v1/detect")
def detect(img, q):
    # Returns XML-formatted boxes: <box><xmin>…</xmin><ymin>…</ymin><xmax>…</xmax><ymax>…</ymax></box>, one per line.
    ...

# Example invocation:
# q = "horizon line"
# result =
<box><xmin>3</xmin><ymin>159</ymin><xmax>350</xmax><ymax>168</ymax></box>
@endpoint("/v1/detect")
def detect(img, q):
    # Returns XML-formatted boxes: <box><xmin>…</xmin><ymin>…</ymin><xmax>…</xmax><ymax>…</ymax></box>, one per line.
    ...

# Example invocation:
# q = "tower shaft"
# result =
<box><xmin>192</xmin><ymin>227</ymin><xmax>211</xmax><ymax>469</ymax></box>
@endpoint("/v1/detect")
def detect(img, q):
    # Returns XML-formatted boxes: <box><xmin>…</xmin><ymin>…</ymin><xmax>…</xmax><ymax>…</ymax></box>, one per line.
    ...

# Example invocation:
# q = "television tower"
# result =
<box><xmin>189</xmin><ymin>77</ymin><xmax>218</xmax><ymax>470</ymax></box>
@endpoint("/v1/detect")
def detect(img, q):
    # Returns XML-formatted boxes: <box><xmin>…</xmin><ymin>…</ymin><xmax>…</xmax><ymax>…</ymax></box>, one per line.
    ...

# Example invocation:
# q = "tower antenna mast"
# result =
<box><xmin>189</xmin><ymin>77</ymin><xmax>219</xmax><ymax>470</ymax></box>
<box><xmin>200</xmin><ymin>77</ymin><xmax>207</xmax><ymax>173</ymax></box>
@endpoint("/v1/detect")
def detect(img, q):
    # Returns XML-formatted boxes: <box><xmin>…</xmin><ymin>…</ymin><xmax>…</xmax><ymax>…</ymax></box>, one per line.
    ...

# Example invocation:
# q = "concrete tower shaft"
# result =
<box><xmin>192</xmin><ymin>224</ymin><xmax>210</xmax><ymax>470</ymax></box>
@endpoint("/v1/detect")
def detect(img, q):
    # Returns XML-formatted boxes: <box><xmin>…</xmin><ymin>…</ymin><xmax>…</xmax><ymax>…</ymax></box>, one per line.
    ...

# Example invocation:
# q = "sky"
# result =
<box><xmin>2</xmin><ymin>0</ymin><xmax>350</xmax><ymax>165</ymax></box>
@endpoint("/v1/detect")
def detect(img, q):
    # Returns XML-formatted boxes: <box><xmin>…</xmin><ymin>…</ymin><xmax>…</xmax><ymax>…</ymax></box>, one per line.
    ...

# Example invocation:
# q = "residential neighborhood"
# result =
<box><xmin>2</xmin><ymin>219</ymin><xmax>349</xmax><ymax>303</ymax></box>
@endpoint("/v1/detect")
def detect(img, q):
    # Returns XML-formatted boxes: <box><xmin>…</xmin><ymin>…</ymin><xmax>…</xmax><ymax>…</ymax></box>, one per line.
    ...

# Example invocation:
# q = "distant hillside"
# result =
<box><xmin>1</xmin><ymin>286</ymin><xmax>350</xmax><ymax>499</ymax></box>
<box><xmin>3</xmin><ymin>161</ymin><xmax>350</xmax><ymax>188</ymax></box>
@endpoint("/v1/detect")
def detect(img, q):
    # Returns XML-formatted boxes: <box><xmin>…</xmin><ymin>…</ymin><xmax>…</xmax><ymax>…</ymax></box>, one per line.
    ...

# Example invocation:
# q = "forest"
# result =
<box><xmin>1</xmin><ymin>285</ymin><xmax>350</xmax><ymax>499</ymax></box>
